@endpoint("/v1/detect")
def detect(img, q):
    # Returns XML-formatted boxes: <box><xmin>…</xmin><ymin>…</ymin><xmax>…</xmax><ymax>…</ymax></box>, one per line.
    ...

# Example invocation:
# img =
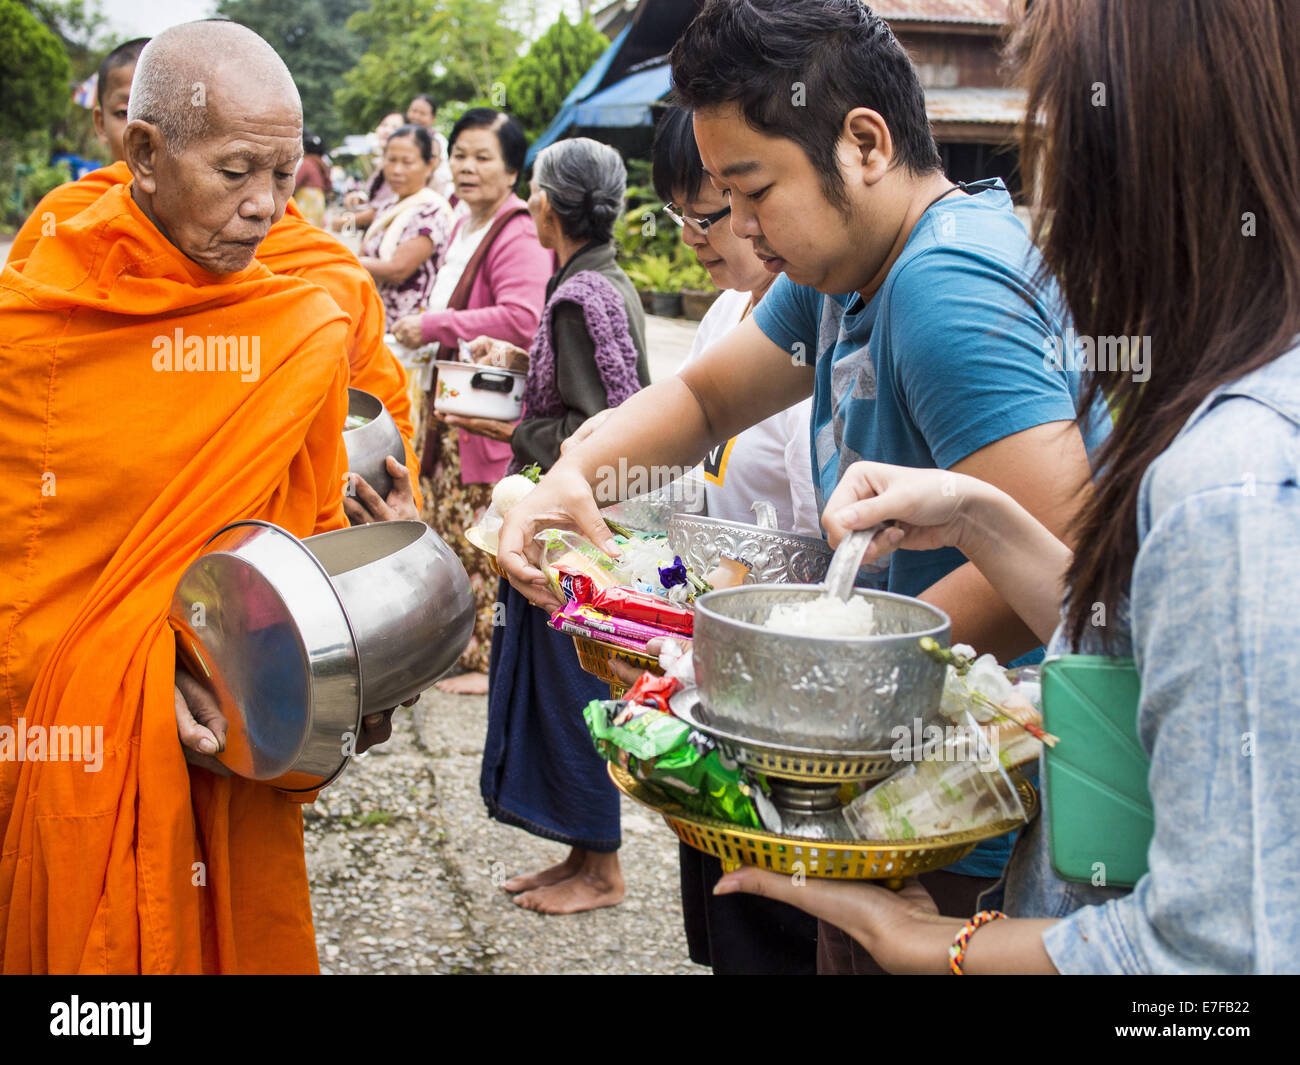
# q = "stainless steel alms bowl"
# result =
<box><xmin>344</xmin><ymin>388</ymin><xmax>405</xmax><ymax>500</ymax></box>
<box><xmin>170</xmin><ymin>519</ymin><xmax>473</xmax><ymax>792</ymax></box>
<box><xmin>668</xmin><ymin>513</ymin><xmax>833</xmax><ymax>584</ymax></box>
<box><xmin>304</xmin><ymin>520</ymin><xmax>475</xmax><ymax>712</ymax></box>
<box><xmin>691</xmin><ymin>585</ymin><xmax>951</xmax><ymax>751</ymax></box>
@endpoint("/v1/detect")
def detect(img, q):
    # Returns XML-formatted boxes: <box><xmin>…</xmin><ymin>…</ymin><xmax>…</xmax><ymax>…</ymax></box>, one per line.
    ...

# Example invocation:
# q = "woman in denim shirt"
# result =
<box><xmin>713</xmin><ymin>0</ymin><xmax>1300</xmax><ymax>974</ymax></box>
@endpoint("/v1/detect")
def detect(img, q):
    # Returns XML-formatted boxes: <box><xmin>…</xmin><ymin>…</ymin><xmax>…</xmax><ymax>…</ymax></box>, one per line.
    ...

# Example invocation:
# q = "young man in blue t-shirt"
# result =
<box><xmin>498</xmin><ymin>0</ymin><xmax>1103</xmax><ymax>973</ymax></box>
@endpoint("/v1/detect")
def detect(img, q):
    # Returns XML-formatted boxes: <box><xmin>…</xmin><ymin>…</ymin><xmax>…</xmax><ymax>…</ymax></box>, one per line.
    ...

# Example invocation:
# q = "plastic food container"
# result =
<box><xmin>433</xmin><ymin>360</ymin><xmax>525</xmax><ymax>421</ymax></box>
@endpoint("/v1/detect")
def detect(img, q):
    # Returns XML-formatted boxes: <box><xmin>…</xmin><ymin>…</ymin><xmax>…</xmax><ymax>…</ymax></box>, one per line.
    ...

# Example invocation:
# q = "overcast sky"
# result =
<box><xmin>97</xmin><ymin>0</ymin><xmax>579</xmax><ymax>41</ymax></box>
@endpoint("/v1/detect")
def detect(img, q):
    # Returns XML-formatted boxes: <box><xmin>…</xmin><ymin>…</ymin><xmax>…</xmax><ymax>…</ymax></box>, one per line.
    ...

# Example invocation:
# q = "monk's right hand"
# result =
<box><xmin>498</xmin><ymin>464</ymin><xmax>617</xmax><ymax>613</ymax></box>
<box><xmin>560</xmin><ymin>408</ymin><xmax>613</xmax><ymax>457</ymax></box>
<box><xmin>174</xmin><ymin>662</ymin><xmax>228</xmax><ymax>756</ymax></box>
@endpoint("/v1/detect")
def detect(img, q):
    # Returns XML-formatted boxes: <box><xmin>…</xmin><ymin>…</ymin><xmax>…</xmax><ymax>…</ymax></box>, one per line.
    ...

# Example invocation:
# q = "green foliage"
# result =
<box><xmin>1</xmin><ymin>134</ymin><xmax>70</xmax><ymax>229</ymax></box>
<box><xmin>216</xmin><ymin>0</ymin><xmax>368</xmax><ymax>147</ymax></box>
<box><xmin>0</xmin><ymin>0</ymin><xmax>72</xmax><ymax>141</ymax></box>
<box><xmin>335</xmin><ymin>0</ymin><xmax>522</xmax><ymax>134</ymax></box>
<box><xmin>500</xmin><ymin>12</ymin><xmax>609</xmax><ymax>141</ymax></box>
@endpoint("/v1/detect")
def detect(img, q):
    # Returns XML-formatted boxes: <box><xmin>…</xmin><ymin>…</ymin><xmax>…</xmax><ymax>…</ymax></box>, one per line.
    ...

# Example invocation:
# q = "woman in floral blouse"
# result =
<box><xmin>358</xmin><ymin>124</ymin><xmax>454</xmax><ymax>326</ymax></box>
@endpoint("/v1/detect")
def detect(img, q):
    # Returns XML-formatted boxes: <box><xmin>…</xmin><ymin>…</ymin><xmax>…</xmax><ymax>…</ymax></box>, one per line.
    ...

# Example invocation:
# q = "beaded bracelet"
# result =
<box><xmin>948</xmin><ymin>909</ymin><xmax>1006</xmax><ymax>974</ymax></box>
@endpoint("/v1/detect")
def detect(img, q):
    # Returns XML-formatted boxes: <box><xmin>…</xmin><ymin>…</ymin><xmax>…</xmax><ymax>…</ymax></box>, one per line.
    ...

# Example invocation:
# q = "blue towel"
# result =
<box><xmin>481</xmin><ymin>580</ymin><xmax>621</xmax><ymax>852</ymax></box>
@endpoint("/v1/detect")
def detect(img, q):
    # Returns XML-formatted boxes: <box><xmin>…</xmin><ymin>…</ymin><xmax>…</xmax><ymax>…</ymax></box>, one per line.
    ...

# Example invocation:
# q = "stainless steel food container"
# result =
<box><xmin>668</xmin><ymin>513</ymin><xmax>834</xmax><ymax>584</ymax></box>
<box><xmin>344</xmin><ymin>388</ymin><xmax>406</xmax><ymax>500</ymax></box>
<box><xmin>691</xmin><ymin>585</ymin><xmax>951</xmax><ymax>750</ymax></box>
<box><xmin>170</xmin><ymin>519</ymin><xmax>473</xmax><ymax>792</ymax></box>
<box><xmin>304</xmin><ymin>520</ymin><xmax>475</xmax><ymax>711</ymax></box>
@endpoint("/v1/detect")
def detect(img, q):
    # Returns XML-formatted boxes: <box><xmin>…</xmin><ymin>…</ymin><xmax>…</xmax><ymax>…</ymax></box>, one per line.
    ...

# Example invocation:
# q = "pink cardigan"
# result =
<box><xmin>419</xmin><ymin>194</ymin><xmax>553</xmax><ymax>483</ymax></box>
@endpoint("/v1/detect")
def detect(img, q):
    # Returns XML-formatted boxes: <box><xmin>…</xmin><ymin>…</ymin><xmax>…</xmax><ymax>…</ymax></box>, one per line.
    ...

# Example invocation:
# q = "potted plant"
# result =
<box><xmin>625</xmin><ymin>253</ymin><xmax>681</xmax><ymax>317</ymax></box>
<box><xmin>675</xmin><ymin>252</ymin><xmax>719</xmax><ymax>321</ymax></box>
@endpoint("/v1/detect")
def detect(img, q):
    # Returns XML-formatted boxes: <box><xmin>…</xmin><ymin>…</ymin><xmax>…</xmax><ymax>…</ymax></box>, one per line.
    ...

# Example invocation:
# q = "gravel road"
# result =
<box><xmin>305</xmin><ymin>686</ymin><xmax>708</xmax><ymax>975</ymax></box>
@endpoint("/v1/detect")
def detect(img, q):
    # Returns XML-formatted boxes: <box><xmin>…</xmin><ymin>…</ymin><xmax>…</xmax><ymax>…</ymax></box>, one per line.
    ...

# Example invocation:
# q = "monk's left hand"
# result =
<box><xmin>712</xmin><ymin>867</ymin><xmax>944</xmax><ymax>971</ymax></box>
<box><xmin>174</xmin><ymin>662</ymin><xmax>228</xmax><ymax>755</ymax></box>
<box><xmin>437</xmin><ymin>412</ymin><xmax>515</xmax><ymax>442</ymax></box>
<box><xmin>344</xmin><ymin>456</ymin><xmax>419</xmax><ymax>524</ymax></box>
<box><xmin>353</xmin><ymin>695</ymin><xmax>420</xmax><ymax>755</ymax></box>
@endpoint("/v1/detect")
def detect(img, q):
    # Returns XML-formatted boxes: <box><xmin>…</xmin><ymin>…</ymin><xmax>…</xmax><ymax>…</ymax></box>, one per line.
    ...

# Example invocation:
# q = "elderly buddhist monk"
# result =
<box><xmin>8</xmin><ymin>39</ymin><xmax>420</xmax><ymax>522</ymax></box>
<box><xmin>0</xmin><ymin>21</ymin><xmax>391</xmax><ymax>974</ymax></box>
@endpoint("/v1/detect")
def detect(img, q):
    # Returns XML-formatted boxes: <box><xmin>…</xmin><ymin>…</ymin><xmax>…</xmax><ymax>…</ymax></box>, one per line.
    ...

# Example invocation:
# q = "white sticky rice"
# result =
<box><xmin>761</xmin><ymin>595</ymin><xmax>877</xmax><ymax>637</ymax></box>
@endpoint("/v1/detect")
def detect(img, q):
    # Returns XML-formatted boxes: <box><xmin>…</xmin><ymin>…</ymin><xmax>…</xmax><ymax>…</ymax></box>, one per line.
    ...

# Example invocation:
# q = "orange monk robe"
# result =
<box><xmin>11</xmin><ymin>166</ymin><xmax>421</xmax><ymax>507</ymax></box>
<box><xmin>0</xmin><ymin>182</ymin><xmax>352</xmax><ymax>974</ymax></box>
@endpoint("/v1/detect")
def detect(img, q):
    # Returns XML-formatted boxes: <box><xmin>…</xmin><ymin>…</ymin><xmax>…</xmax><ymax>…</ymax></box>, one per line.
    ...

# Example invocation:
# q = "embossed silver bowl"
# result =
<box><xmin>692</xmin><ymin>585</ymin><xmax>951</xmax><ymax>750</ymax></box>
<box><xmin>668</xmin><ymin>514</ymin><xmax>833</xmax><ymax>584</ymax></box>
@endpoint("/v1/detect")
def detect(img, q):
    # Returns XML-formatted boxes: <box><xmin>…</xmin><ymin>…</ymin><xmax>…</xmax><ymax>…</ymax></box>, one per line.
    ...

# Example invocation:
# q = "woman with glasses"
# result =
<box><xmin>457</xmin><ymin>137</ymin><xmax>649</xmax><ymax>915</ymax></box>
<box><xmin>659</xmin><ymin>105</ymin><xmax>821</xmax><ymax>973</ymax></box>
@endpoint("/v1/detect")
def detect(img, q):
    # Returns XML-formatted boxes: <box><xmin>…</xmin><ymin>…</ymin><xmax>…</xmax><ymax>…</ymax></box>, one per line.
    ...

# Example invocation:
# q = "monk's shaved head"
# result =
<box><xmin>129</xmin><ymin>21</ymin><xmax>301</xmax><ymax>155</ymax></box>
<box><xmin>123</xmin><ymin>20</ymin><xmax>305</xmax><ymax>273</ymax></box>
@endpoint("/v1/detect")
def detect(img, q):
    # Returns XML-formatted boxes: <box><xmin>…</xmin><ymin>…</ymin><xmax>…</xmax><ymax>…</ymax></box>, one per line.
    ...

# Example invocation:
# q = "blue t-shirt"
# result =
<box><xmin>752</xmin><ymin>178</ymin><xmax>1109</xmax><ymax>877</ymax></box>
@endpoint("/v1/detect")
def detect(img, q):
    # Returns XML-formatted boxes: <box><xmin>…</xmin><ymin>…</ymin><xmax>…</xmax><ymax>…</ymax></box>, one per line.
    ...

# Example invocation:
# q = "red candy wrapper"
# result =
<box><xmin>590</xmin><ymin>587</ymin><xmax>694</xmax><ymax>636</ymax></box>
<box><xmin>625</xmin><ymin>672</ymin><xmax>681</xmax><ymax>713</ymax></box>
<box><xmin>551</xmin><ymin>564</ymin><xmax>599</xmax><ymax>605</ymax></box>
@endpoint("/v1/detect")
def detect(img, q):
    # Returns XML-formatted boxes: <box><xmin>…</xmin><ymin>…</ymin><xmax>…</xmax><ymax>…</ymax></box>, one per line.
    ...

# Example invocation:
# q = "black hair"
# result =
<box><xmin>534</xmin><ymin>138</ymin><xmax>626</xmax><ymax>244</ymax></box>
<box><xmin>303</xmin><ymin>131</ymin><xmax>326</xmax><ymax>157</ymax></box>
<box><xmin>410</xmin><ymin>93</ymin><xmax>438</xmax><ymax>115</ymax></box>
<box><xmin>448</xmin><ymin>108</ymin><xmax>528</xmax><ymax>178</ymax></box>
<box><xmin>97</xmin><ymin>37</ymin><xmax>149</xmax><ymax>107</ymax></box>
<box><xmin>671</xmin><ymin>0</ymin><xmax>941</xmax><ymax>210</ymax></box>
<box><xmin>386</xmin><ymin>123</ymin><xmax>433</xmax><ymax>163</ymax></box>
<box><xmin>652</xmin><ymin>106</ymin><xmax>707</xmax><ymax>204</ymax></box>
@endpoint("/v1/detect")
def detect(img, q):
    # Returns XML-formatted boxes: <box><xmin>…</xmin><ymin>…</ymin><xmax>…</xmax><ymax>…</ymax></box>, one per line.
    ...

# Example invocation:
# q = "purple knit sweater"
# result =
<box><xmin>519</xmin><ymin>269</ymin><xmax>644</xmax><ymax>423</ymax></box>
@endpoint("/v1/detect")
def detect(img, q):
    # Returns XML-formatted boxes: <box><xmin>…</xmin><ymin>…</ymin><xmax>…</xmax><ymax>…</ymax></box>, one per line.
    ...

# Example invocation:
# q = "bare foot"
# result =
<box><xmin>435</xmin><ymin>671</ymin><xmax>489</xmax><ymax>695</ymax></box>
<box><xmin>513</xmin><ymin>870</ymin><xmax>625</xmax><ymax>915</ymax></box>
<box><xmin>502</xmin><ymin>849</ymin><xmax>583</xmax><ymax>893</ymax></box>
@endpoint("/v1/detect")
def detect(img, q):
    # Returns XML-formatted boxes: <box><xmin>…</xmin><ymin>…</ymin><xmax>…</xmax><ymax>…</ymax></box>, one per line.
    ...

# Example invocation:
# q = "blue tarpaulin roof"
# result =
<box><xmin>525</xmin><ymin>24</ymin><xmax>673</xmax><ymax>166</ymax></box>
<box><xmin>572</xmin><ymin>64</ymin><xmax>671</xmax><ymax>128</ymax></box>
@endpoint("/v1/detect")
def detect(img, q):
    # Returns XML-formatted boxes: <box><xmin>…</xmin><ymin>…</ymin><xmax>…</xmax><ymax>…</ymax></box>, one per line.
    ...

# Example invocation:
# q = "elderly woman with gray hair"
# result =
<box><xmin>452</xmin><ymin>137</ymin><xmax>648</xmax><ymax>915</ymax></box>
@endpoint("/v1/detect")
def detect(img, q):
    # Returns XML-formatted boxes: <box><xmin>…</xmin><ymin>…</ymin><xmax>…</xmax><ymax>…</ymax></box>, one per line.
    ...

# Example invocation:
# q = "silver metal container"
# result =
<box><xmin>170</xmin><ymin>521</ymin><xmax>362</xmax><ymax>793</ymax></box>
<box><xmin>304</xmin><ymin>520</ymin><xmax>474</xmax><ymax>711</ymax></box>
<box><xmin>169</xmin><ymin>519</ymin><xmax>473</xmax><ymax>793</ymax></box>
<box><xmin>668</xmin><ymin>513</ymin><xmax>834</xmax><ymax>584</ymax></box>
<box><xmin>344</xmin><ymin>388</ymin><xmax>405</xmax><ymax>500</ymax></box>
<box><xmin>692</xmin><ymin>585</ymin><xmax>951</xmax><ymax>750</ymax></box>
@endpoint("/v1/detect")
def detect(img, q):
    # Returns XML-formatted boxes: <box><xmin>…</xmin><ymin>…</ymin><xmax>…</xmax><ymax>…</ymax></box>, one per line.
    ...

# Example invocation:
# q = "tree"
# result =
<box><xmin>334</xmin><ymin>0</ymin><xmax>522</xmax><ymax>134</ymax></box>
<box><xmin>215</xmin><ymin>0</ymin><xmax>368</xmax><ymax>147</ymax></box>
<box><xmin>0</xmin><ymin>0</ymin><xmax>71</xmax><ymax>141</ymax></box>
<box><xmin>501</xmin><ymin>12</ymin><xmax>609</xmax><ymax>140</ymax></box>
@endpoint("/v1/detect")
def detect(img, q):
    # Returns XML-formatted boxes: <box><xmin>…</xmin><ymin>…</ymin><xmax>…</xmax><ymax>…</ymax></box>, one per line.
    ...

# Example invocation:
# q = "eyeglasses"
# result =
<box><xmin>663</xmin><ymin>202</ymin><xmax>732</xmax><ymax>233</ymax></box>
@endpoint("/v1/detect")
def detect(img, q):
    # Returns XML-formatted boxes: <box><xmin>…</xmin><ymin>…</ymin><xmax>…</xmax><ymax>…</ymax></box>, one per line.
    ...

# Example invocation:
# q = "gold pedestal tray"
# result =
<box><xmin>608</xmin><ymin>763</ymin><xmax>1038</xmax><ymax>888</ymax></box>
<box><xmin>464</xmin><ymin>526</ymin><xmax>506</xmax><ymax>578</ymax></box>
<box><xmin>672</xmin><ymin>694</ymin><xmax>906</xmax><ymax>784</ymax></box>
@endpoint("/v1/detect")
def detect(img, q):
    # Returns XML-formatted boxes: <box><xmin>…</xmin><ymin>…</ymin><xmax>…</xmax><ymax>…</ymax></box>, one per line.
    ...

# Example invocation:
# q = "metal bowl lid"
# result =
<box><xmin>170</xmin><ymin>520</ymin><xmax>362</xmax><ymax>784</ymax></box>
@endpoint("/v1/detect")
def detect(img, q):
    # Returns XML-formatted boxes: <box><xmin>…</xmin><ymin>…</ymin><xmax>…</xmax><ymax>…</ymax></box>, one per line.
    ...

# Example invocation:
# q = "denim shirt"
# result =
<box><xmin>1002</xmin><ymin>342</ymin><xmax>1300</xmax><ymax>973</ymax></box>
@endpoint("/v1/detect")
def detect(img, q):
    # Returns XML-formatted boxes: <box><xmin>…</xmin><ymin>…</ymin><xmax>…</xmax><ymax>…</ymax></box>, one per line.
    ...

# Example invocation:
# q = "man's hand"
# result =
<box><xmin>436</xmin><ymin>411</ymin><xmax>515</xmax><ymax>442</ymax></box>
<box><xmin>344</xmin><ymin>456</ymin><xmax>420</xmax><ymax>524</ymax></box>
<box><xmin>391</xmin><ymin>315</ymin><xmax>424</xmax><ymax>350</ymax></box>
<box><xmin>175</xmin><ymin>661</ymin><xmax>228</xmax><ymax>755</ymax></box>
<box><xmin>560</xmin><ymin>408</ymin><xmax>613</xmax><ymax>457</ymax></box>
<box><xmin>465</xmin><ymin>334</ymin><xmax>529</xmax><ymax>371</ymax></box>
<box><xmin>498</xmin><ymin>464</ymin><xmax>618</xmax><ymax>612</ymax></box>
